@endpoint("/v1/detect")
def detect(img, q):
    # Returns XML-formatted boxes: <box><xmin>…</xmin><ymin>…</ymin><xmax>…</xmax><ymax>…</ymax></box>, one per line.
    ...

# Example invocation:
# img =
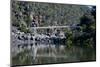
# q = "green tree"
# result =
<box><xmin>74</xmin><ymin>6</ymin><xmax>96</xmax><ymax>48</ymax></box>
<box><xmin>65</xmin><ymin>30</ymin><xmax>73</xmax><ymax>48</ymax></box>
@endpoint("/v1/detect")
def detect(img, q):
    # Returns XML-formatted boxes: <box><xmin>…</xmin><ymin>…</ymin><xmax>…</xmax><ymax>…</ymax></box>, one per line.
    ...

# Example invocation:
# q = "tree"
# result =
<box><xmin>65</xmin><ymin>30</ymin><xmax>73</xmax><ymax>48</ymax></box>
<box><xmin>74</xmin><ymin>6</ymin><xmax>96</xmax><ymax>48</ymax></box>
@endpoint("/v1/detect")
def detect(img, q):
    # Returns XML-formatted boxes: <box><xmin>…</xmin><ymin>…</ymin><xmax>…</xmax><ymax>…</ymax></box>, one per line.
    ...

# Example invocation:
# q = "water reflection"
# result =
<box><xmin>12</xmin><ymin>42</ymin><xmax>96</xmax><ymax>65</ymax></box>
<box><xmin>11</xmin><ymin>30</ymin><xmax>95</xmax><ymax>65</ymax></box>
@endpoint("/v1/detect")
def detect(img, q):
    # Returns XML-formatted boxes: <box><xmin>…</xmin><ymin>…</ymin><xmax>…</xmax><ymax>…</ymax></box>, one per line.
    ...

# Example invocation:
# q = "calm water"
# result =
<box><xmin>12</xmin><ymin>43</ymin><xmax>96</xmax><ymax>66</ymax></box>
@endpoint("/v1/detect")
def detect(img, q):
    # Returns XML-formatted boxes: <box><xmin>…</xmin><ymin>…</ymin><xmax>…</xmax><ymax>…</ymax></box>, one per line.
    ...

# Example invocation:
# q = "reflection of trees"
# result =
<box><xmin>12</xmin><ymin>49</ymin><xmax>33</xmax><ymax>66</ymax></box>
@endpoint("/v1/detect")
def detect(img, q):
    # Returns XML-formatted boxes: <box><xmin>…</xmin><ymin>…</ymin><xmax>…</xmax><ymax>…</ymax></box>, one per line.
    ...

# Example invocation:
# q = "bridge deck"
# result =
<box><xmin>31</xmin><ymin>26</ymin><xmax>80</xmax><ymax>29</ymax></box>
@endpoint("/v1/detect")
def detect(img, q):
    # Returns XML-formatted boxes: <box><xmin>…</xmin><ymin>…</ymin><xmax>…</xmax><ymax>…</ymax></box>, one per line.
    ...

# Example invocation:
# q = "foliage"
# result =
<box><xmin>11</xmin><ymin>1</ymin><xmax>90</xmax><ymax>28</ymax></box>
<box><xmin>11</xmin><ymin>1</ymin><xmax>96</xmax><ymax>48</ymax></box>
<box><xmin>65</xmin><ymin>30</ymin><xmax>73</xmax><ymax>48</ymax></box>
<box><xmin>74</xmin><ymin>6</ymin><xmax>96</xmax><ymax>48</ymax></box>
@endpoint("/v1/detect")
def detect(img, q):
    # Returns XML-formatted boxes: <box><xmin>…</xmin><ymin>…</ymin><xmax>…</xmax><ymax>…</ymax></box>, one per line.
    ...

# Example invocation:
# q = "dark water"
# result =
<box><xmin>12</xmin><ymin>44</ymin><xmax>96</xmax><ymax>66</ymax></box>
<box><xmin>34</xmin><ymin>46</ymin><xmax>95</xmax><ymax>64</ymax></box>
